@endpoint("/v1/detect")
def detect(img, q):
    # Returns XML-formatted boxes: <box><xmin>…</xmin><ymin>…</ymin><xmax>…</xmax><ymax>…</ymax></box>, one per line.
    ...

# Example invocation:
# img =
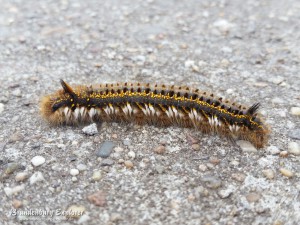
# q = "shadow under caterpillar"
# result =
<box><xmin>40</xmin><ymin>80</ymin><xmax>270</xmax><ymax>148</ymax></box>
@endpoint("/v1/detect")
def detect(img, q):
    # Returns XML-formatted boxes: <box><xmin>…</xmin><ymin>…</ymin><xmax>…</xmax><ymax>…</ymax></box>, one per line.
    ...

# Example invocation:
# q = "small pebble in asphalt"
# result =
<box><xmin>97</xmin><ymin>141</ymin><xmax>116</xmax><ymax>158</ymax></box>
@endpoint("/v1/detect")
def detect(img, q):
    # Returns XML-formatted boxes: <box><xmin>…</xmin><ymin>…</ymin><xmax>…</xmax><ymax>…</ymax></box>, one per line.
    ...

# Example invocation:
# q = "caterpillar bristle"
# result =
<box><xmin>247</xmin><ymin>103</ymin><xmax>260</xmax><ymax>115</ymax></box>
<box><xmin>60</xmin><ymin>79</ymin><xmax>73</xmax><ymax>94</ymax></box>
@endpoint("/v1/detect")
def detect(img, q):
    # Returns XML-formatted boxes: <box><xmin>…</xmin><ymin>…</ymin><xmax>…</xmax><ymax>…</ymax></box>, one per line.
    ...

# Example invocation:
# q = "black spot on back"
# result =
<box><xmin>192</xmin><ymin>94</ymin><xmax>198</xmax><ymax>100</ymax></box>
<box><xmin>214</xmin><ymin>101</ymin><xmax>220</xmax><ymax>107</ymax></box>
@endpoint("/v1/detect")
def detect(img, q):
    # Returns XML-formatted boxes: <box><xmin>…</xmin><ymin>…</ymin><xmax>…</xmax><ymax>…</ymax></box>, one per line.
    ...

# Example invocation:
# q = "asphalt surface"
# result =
<box><xmin>0</xmin><ymin>0</ymin><xmax>300</xmax><ymax>224</ymax></box>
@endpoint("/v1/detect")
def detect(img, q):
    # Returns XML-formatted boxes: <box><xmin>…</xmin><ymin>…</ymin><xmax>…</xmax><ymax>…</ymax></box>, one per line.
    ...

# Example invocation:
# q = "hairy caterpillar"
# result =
<box><xmin>40</xmin><ymin>80</ymin><xmax>269</xmax><ymax>148</ymax></box>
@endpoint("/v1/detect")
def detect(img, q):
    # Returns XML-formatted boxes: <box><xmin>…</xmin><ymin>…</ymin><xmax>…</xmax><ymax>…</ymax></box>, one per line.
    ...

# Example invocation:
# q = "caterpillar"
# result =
<box><xmin>40</xmin><ymin>80</ymin><xmax>269</xmax><ymax>148</ymax></box>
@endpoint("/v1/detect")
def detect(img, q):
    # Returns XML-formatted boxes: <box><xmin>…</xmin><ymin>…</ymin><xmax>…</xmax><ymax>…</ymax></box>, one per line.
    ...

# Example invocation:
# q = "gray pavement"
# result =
<box><xmin>0</xmin><ymin>0</ymin><xmax>300</xmax><ymax>224</ymax></box>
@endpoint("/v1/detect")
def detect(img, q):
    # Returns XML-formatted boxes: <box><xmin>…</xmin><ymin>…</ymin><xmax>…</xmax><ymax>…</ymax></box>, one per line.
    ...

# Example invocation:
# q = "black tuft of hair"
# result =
<box><xmin>247</xmin><ymin>103</ymin><xmax>260</xmax><ymax>115</ymax></box>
